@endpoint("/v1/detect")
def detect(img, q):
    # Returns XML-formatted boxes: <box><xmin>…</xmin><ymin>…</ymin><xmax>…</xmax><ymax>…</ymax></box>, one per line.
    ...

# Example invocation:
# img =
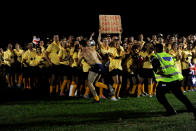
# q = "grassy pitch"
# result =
<box><xmin>0</xmin><ymin>92</ymin><xmax>196</xmax><ymax>131</ymax></box>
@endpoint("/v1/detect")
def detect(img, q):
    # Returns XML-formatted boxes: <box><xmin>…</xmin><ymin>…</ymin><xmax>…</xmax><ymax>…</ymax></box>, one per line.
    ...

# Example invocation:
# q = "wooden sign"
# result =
<box><xmin>99</xmin><ymin>15</ymin><xmax>122</xmax><ymax>34</ymax></box>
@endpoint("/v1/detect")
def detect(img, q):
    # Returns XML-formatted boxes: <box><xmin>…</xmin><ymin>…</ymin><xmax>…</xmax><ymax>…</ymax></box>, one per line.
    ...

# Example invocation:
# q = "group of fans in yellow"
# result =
<box><xmin>1</xmin><ymin>31</ymin><xmax>196</xmax><ymax>104</ymax></box>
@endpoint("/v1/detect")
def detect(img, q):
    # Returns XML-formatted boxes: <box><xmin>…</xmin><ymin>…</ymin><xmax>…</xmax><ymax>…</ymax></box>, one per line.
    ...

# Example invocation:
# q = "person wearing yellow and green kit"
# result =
<box><xmin>151</xmin><ymin>44</ymin><xmax>196</xmax><ymax>119</ymax></box>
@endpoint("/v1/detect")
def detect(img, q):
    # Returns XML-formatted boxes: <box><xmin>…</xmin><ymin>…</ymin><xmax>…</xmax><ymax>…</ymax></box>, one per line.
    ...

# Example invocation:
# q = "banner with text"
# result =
<box><xmin>99</xmin><ymin>15</ymin><xmax>122</xmax><ymax>34</ymax></box>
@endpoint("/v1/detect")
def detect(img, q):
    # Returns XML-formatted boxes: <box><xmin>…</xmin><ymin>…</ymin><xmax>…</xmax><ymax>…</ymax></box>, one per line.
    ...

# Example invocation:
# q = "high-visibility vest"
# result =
<box><xmin>153</xmin><ymin>52</ymin><xmax>183</xmax><ymax>82</ymax></box>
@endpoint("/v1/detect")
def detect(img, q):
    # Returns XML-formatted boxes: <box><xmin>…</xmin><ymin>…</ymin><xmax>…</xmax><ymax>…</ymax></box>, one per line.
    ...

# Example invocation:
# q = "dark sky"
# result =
<box><xmin>0</xmin><ymin>1</ymin><xmax>195</xmax><ymax>46</ymax></box>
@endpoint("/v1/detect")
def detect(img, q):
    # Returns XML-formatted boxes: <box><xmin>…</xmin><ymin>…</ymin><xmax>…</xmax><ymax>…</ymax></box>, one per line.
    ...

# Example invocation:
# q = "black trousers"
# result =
<box><xmin>156</xmin><ymin>80</ymin><xmax>195</xmax><ymax>113</ymax></box>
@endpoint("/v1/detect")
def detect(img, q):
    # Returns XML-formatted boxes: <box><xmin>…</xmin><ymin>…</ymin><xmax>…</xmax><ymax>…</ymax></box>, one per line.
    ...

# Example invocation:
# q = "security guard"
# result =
<box><xmin>151</xmin><ymin>44</ymin><xmax>196</xmax><ymax>119</ymax></box>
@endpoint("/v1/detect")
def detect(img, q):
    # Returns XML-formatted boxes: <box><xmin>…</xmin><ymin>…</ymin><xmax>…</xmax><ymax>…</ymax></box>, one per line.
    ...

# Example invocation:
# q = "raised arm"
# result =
<box><xmin>77</xmin><ymin>51</ymin><xmax>84</xmax><ymax>66</ymax></box>
<box><xmin>89</xmin><ymin>32</ymin><xmax>95</xmax><ymax>41</ymax></box>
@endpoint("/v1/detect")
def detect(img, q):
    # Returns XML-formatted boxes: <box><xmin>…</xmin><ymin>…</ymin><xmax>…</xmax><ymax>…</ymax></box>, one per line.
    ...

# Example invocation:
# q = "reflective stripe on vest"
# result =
<box><xmin>155</xmin><ymin>72</ymin><xmax>181</xmax><ymax>79</ymax></box>
<box><xmin>153</xmin><ymin>52</ymin><xmax>183</xmax><ymax>82</ymax></box>
<box><xmin>155</xmin><ymin>53</ymin><xmax>174</xmax><ymax>69</ymax></box>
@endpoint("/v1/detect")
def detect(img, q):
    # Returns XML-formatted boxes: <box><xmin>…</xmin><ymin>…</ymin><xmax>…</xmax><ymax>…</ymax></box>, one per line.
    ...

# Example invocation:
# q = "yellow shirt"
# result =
<box><xmin>46</xmin><ymin>41</ymin><xmax>61</xmax><ymax>65</ymax></box>
<box><xmin>71</xmin><ymin>52</ymin><xmax>78</xmax><ymax>67</ymax></box>
<box><xmin>182</xmin><ymin>50</ymin><xmax>192</xmax><ymax>70</ymax></box>
<box><xmin>14</xmin><ymin>49</ymin><xmax>24</xmax><ymax>63</ymax></box>
<box><xmin>0</xmin><ymin>52</ymin><xmax>4</xmax><ymax>65</ymax></box>
<box><xmin>40</xmin><ymin>46</ymin><xmax>45</xmax><ymax>53</ymax></box>
<box><xmin>58</xmin><ymin>47</ymin><xmax>70</xmax><ymax>66</ymax></box>
<box><xmin>81</xmin><ymin>59</ymin><xmax>91</xmax><ymax>72</ymax></box>
<box><xmin>108</xmin><ymin>46</ymin><xmax>124</xmax><ymax>72</ymax></box>
<box><xmin>100</xmin><ymin>44</ymin><xmax>110</xmax><ymax>64</ymax></box>
<box><xmin>4</xmin><ymin>49</ymin><xmax>15</xmax><ymax>66</ymax></box>
<box><xmin>126</xmin><ymin>56</ymin><xmax>134</xmax><ymax>74</ymax></box>
<box><xmin>22</xmin><ymin>49</ymin><xmax>38</xmax><ymax>67</ymax></box>
<box><xmin>169</xmin><ymin>49</ymin><xmax>182</xmax><ymax>72</ymax></box>
<box><xmin>139</xmin><ymin>51</ymin><xmax>154</xmax><ymax>69</ymax></box>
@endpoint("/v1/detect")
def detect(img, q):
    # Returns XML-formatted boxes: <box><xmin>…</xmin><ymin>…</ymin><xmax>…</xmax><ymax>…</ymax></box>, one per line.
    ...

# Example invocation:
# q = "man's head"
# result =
<box><xmin>15</xmin><ymin>43</ymin><xmax>20</xmax><ymax>50</ymax></box>
<box><xmin>8</xmin><ymin>43</ymin><xmax>13</xmax><ymax>50</ymax></box>
<box><xmin>27</xmin><ymin>43</ymin><xmax>33</xmax><ymax>50</ymax></box>
<box><xmin>187</xmin><ymin>42</ymin><xmax>193</xmax><ymax>50</ymax></box>
<box><xmin>53</xmin><ymin>35</ymin><xmax>59</xmax><ymax>43</ymax></box>
<box><xmin>80</xmin><ymin>40</ymin><xmax>88</xmax><ymax>48</ymax></box>
<box><xmin>40</xmin><ymin>41</ymin><xmax>44</xmax><ymax>47</ymax></box>
<box><xmin>155</xmin><ymin>44</ymin><xmax>163</xmax><ymax>53</ymax></box>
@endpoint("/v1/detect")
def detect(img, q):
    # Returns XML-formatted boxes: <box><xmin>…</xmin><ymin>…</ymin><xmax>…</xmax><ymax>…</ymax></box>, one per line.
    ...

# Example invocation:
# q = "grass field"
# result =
<box><xmin>0</xmin><ymin>91</ymin><xmax>196</xmax><ymax>131</ymax></box>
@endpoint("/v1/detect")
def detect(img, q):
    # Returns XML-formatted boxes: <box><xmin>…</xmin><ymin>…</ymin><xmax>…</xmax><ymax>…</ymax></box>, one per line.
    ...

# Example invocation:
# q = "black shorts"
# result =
<box><xmin>139</xmin><ymin>68</ymin><xmax>154</xmax><ymax>78</ymax></box>
<box><xmin>59</xmin><ymin>65</ymin><xmax>70</xmax><ymax>76</ymax></box>
<box><xmin>12</xmin><ymin>62</ymin><xmax>21</xmax><ymax>73</ymax></box>
<box><xmin>89</xmin><ymin>64</ymin><xmax>104</xmax><ymax>74</ymax></box>
<box><xmin>82</xmin><ymin>72</ymin><xmax>89</xmax><ymax>80</ymax></box>
<box><xmin>110</xmin><ymin>69</ymin><xmax>123</xmax><ymax>76</ymax></box>
<box><xmin>70</xmin><ymin>67</ymin><xmax>82</xmax><ymax>76</ymax></box>
<box><xmin>50</xmin><ymin>64</ymin><xmax>61</xmax><ymax>75</ymax></box>
<box><xmin>182</xmin><ymin>69</ymin><xmax>190</xmax><ymax>76</ymax></box>
<box><xmin>4</xmin><ymin>65</ymin><xmax>14</xmax><ymax>74</ymax></box>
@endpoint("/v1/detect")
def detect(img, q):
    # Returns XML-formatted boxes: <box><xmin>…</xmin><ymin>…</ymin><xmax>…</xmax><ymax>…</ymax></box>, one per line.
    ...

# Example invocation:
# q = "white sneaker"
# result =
<box><xmin>83</xmin><ymin>95</ymin><xmax>89</xmax><ymax>99</ymax></box>
<box><xmin>111</xmin><ymin>96</ymin><xmax>118</xmax><ymax>101</ymax></box>
<box><xmin>117</xmin><ymin>97</ymin><xmax>121</xmax><ymax>99</ymax></box>
<box><xmin>17</xmin><ymin>84</ymin><xmax>21</xmax><ymax>88</ymax></box>
<box><xmin>149</xmin><ymin>95</ymin><xmax>153</xmax><ymax>98</ymax></box>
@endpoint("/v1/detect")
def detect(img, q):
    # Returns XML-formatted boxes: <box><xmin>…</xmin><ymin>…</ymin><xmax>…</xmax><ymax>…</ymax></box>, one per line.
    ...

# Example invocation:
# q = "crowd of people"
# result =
<box><xmin>0</xmin><ymin>31</ymin><xmax>196</xmax><ymax>101</ymax></box>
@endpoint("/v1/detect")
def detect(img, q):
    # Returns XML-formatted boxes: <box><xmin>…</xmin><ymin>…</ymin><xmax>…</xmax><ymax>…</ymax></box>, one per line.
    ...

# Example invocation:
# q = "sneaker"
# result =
<box><xmin>60</xmin><ymin>93</ymin><xmax>65</xmax><ymax>96</ymax></box>
<box><xmin>100</xmin><ymin>95</ymin><xmax>106</xmax><ymax>99</ymax></box>
<box><xmin>17</xmin><ymin>84</ymin><xmax>21</xmax><ymax>88</ymax></box>
<box><xmin>137</xmin><ymin>95</ymin><xmax>140</xmax><ymax>98</ymax></box>
<box><xmin>117</xmin><ymin>97</ymin><xmax>121</xmax><ymax>99</ymax></box>
<box><xmin>149</xmin><ymin>95</ymin><xmax>153</xmax><ymax>98</ymax></box>
<box><xmin>111</xmin><ymin>96</ymin><xmax>118</xmax><ymax>101</ymax></box>
<box><xmin>92</xmin><ymin>100</ymin><xmax>101</xmax><ymax>104</ymax></box>
<box><xmin>83</xmin><ymin>95</ymin><xmax>89</xmax><ymax>99</ymax></box>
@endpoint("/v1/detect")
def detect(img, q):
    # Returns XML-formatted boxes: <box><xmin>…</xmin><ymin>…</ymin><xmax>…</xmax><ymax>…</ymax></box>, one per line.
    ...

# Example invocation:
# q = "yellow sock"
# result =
<box><xmin>113</xmin><ymin>83</ymin><xmax>118</xmax><ymax>96</ymax></box>
<box><xmin>95</xmin><ymin>82</ymin><xmax>108</xmax><ymax>89</ymax></box>
<box><xmin>50</xmin><ymin>85</ymin><xmax>54</xmax><ymax>94</ymax></box>
<box><xmin>23</xmin><ymin>78</ymin><xmax>26</xmax><ymax>89</ymax></box>
<box><xmin>181</xmin><ymin>87</ymin><xmax>184</xmax><ymax>92</ymax></box>
<box><xmin>84</xmin><ymin>86</ymin><xmax>90</xmax><ymax>95</ymax></box>
<box><xmin>28</xmin><ymin>78</ymin><xmax>31</xmax><ymax>89</ymax></box>
<box><xmin>142</xmin><ymin>84</ymin><xmax>144</xmax><ymax>93</ymax></box>
<box><xmin>148</xmin><ymin>84</ymin><xmax>153</xmax><ymax>95</ymax></box>
<box><xmin>80</xmin><ymin>85</ymin><xmax>83</xmax><ymax>96</ymax></box>
<box><xmin>94</xmin><ymin>96</ymin><xmax>100</xmax><ymax>101</ymax></box>
<box><xmin>126</xmin><ymin>84</ymin><xmax>130</xmax><ymax>91</ymax></box>
<box><xmin>99</xmin><ymin>87</ymin><xmax>103</xmax><ymax>97</ymax></box>
<box><xmin>56</xmin><ymin>84</ymin><xmax>59</xmax><ymax>93</ymax></box>
<box><xmin>60</xmin><ymin>80</ymin><xmax>67</xmax><ymax>95</ymax></box>
<box><xmin>137</xmin><ymin>83</ymin><xmax>142</xmax><ymax>97</ymax></box>
<box><xmin>11</xmin><ymin>76</ymin><xmax>13</xmax><ymax>87</ymax></box>
<box><xmin>49</xmin><ymin>78</ymin><xmax>51</xmax><ymax>84</ymax></box>
<box><xmin>117</xmin><ymin>84</ymin><xmax>121</xmax><ymax>97</ymax></box>
<box><xmin>18</xmin><ymin>75</ymin><xmax>23</xmax><ymax>85</ymax></box>
<box><xmin>130</xmin><ymin>84</ymin><xmax>137</xmax><ymax>94</ymax></box>
<box><xmin>186</xmin><ymin>86</ymin><xmax>188</xmax><ymax>91</ymax></box>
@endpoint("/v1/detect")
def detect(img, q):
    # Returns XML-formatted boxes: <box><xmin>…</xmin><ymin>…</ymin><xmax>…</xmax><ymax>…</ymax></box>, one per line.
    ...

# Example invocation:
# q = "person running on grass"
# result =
<box><xmin>78</xmin><ymin>40</ymin><xmax>103</xmax><ymax>103</ymax></box>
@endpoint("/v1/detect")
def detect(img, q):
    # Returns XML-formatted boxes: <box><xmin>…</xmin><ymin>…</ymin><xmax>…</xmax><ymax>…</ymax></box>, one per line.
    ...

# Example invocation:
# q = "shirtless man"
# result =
<box><xmin>78</xmin><ymin>40</ymin><xmax>103</xmax><ymax>103</ymax></box>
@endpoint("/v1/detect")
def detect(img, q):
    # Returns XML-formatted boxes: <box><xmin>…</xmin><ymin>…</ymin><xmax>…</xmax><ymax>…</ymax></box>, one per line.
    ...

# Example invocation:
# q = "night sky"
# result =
<box><xmin>0</xmin><ymin>1</ymin><xmax>195</xmax><ymax>47</ymax></box>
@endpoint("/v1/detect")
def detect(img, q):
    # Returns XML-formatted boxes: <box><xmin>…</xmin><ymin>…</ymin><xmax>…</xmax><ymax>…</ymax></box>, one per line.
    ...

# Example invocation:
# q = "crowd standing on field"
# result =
<box><xmin>0</xmin><ymin>31</ymin><xmax>196</xmax><ymax>101</ymax></box>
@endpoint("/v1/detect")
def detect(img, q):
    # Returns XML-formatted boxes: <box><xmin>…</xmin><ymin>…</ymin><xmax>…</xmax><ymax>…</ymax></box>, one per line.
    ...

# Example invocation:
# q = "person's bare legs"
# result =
<box><xmin>87</xmin><ymin>71</ymin><xmax>99</xmax><ymax>100</ymax></box>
